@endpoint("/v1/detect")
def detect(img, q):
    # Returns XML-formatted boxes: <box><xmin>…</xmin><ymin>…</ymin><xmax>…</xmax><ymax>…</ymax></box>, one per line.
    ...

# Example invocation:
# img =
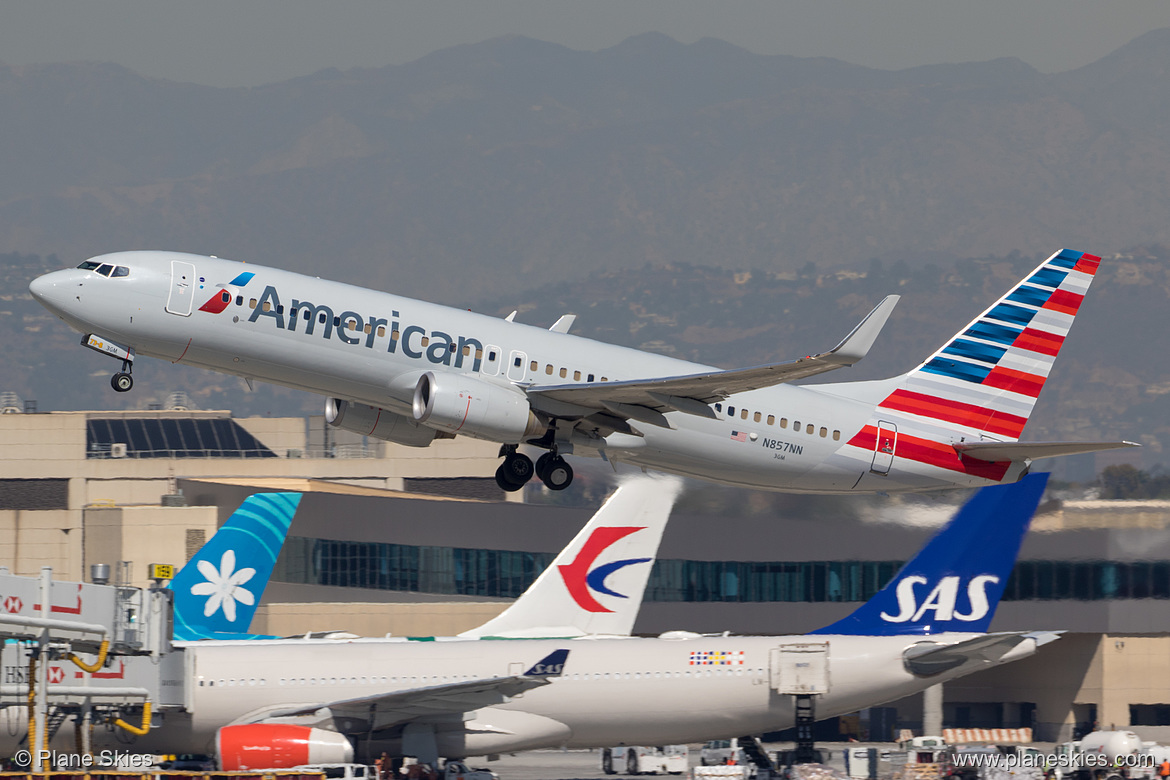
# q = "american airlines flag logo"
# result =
<box><xmin>730</xmin><ymin>430</ymin><xmax>748</xmax><ymax>442</ymax></box>
<box><xmin>689</xmin><ymin>650</ymin><xmax>745</xmax><ymax>666</ymax></box>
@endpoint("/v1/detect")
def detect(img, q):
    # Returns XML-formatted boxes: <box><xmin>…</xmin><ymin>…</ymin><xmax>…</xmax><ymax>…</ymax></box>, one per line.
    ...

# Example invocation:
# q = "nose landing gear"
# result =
<box><xmin>81</xmin><ymin>334</ymin><xmax>136</xmax><ymax>393</ymax></box>
<box><xmin>110</xmin><ymin>368</ymin><xmax>134</xmax><ymax>393</ymax></box>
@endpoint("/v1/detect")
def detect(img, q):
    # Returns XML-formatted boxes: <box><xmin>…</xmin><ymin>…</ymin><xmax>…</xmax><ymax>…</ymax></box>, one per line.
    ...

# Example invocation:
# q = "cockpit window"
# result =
<box><xmin>96</xmin><ymin>264</ymin><xmax>114</xmax><ymax>277</ymax></box>
<box><xmin>77</xmin><ymin>261</ymin><xmax>101</xmax><ymax>271</ymax></box>
<box><xmin>110</xmin><ymin>266</ymin><xmax>130</xmax><ymax>277</ymax></box>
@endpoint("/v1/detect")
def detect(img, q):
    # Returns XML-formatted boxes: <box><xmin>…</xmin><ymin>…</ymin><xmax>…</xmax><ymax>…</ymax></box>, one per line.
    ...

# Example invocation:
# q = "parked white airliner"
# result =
<box><xmin>29</xmin><ymin>249</ymin><xmax>1133</xmax><ymax>492</ymax></box>
<box><xmin>9</xmin><ymin>474</ymin><xmax>1054</xmax><ymax>769</ymax></box>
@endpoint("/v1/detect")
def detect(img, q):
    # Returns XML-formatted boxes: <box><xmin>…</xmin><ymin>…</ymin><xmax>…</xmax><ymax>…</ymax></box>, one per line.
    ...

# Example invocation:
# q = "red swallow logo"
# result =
<box><xmin>557</xmin><ymin>527</ymin><xmax>649</xmax><ymax>613</ymax></box>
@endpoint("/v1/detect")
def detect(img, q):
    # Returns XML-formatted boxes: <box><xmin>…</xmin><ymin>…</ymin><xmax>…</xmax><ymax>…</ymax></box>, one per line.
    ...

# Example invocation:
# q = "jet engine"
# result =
<box><xmin>412</xmin><ymin>372</ymin><xmax>544</xmax><ymax>443</ymax></box>
<box><xmin>325</xmin><ymin>398</ymin><xmax>438</xmax><ymax>448</ymax></box>
<box><xmin>216</xmin><ymin>723</ymin><xmax>353</xmax><ymax>770</ymax></box>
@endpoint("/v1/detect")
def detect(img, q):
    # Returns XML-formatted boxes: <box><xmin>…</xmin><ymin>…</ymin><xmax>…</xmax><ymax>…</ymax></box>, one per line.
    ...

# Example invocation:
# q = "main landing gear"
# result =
<box><xmin>495</xmin><ymin>446</ymin><xmax>574</xmax><ymax>492</ymax></box>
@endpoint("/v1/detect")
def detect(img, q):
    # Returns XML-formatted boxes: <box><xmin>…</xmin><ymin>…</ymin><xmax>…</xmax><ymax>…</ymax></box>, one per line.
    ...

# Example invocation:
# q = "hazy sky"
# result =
<box><xmin>5</xmin><ymin>0</ymin><xmax>1170</xmax><ymax>88</ymax></box>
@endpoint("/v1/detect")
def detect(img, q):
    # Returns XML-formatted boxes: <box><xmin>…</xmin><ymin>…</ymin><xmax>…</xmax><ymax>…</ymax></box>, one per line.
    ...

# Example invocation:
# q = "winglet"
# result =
<box><xmin>523</xmin><ymin>649</ymin><xmax>569</xmax><ymax>677</ymax></box>
<box><xmin>549</xmin><ymin>315</ymin><xmax>577</xmax><ymax>334</ymax></box>
<box><xmin>824</xmin><ymin>294</ymin><xmax>900</xmax><ymax>365</ymax></box>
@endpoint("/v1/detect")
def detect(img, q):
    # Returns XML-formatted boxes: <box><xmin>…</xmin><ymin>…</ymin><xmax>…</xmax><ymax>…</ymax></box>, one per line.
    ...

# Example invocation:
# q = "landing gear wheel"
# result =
<box><xmin>110</xmin><ymin>372</ymin><xmax>134</xmax><ymax>393</ymax></box>
<box><xmin>602</xmin><ymin>750</ymin><xmax>615</xmax><ymax>775</ymax></box>
<box><xmin>538</xmin><ymin>455</ymin><xmax>573</xmax><ymax>491</ymax></box>
<box><xmin>627</xmin><ymin>751</ymin><xmax>640</xmax><ymax>776</ymax></box>
<box><xmin>495</xmin><ymin>452</ymin><xmax>534</xmax><ymax>492</ymax></box>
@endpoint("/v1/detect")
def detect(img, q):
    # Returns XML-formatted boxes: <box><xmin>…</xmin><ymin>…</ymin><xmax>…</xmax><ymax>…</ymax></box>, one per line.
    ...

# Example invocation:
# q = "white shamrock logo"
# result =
<box><xmin>189</xmin><ymin>549</ymin><xmax>256</xmax><ymax>622</ymax></box>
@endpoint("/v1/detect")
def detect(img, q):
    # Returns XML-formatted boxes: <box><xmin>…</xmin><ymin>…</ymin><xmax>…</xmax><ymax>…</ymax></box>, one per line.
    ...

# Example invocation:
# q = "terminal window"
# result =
<box><xmin>86</xmin><ymin>417</ymin><xmax>277</xmax><ymax>459</ymax></box>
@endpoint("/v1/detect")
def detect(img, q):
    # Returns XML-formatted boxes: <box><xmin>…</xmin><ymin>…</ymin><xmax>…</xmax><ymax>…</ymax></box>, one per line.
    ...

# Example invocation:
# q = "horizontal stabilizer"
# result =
<box><xmin>902</xmin><ymin>631</ymin><xmax>1053</xmax><ymax>676</ymax></box>
<box><xmin>955</xmin><ymin>440</ymin><xmax>1140</xmax><ymax>463</ymax></box>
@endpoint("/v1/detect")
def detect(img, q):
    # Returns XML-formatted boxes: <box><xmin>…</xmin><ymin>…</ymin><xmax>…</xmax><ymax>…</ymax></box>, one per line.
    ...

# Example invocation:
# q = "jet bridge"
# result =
<box><xmin>0</xmin><ymin>566</ymin><xmax>173</xmax><ymax>771</ymax></box>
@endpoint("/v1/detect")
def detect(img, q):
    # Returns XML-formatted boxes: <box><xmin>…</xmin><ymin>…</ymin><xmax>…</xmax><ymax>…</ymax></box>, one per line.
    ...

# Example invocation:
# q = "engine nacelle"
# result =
<box><xmin>325</xmin><ymin>398</ymin><xmax>438</xmax><ymax>448</ymax></box>
<box><xmin>412</xmin><ymin>372</ymin><xmax>543</xmax><ymax>443</ymax></box>
<box><xmin>216</xmin><ymin>724</ymin><xmax>353</xmax><ymax>771</ymax></box>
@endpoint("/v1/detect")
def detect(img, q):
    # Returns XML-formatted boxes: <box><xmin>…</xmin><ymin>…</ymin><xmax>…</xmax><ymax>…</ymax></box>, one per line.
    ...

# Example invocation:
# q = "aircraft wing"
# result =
<box><xmin>244</xmin><ymin>649</ymin><xmax>569</xmax><ymax>734</ymax></box>
<box><xmin>527</xmin><ymin>295</ymin><xmax>900</xmax><ymax>424</ymax></box>
<box><xmin>954</xmin><ymin>440</ymin><xmax>1140</xmax><ymax>463</ymax></box>
<box><xmin>902</xmin><ymin>631</ymin><xmax>1060</xmax><ymax>677</ymax></box>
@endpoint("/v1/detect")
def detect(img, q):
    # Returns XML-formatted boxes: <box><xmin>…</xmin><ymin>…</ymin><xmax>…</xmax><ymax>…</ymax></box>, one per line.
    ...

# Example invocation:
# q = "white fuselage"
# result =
<box><xmin>13</xmin><ymin>632</ymin><xmax>1022</xmax><ymax>758</ymax></box>
<box><xmin>29</xmin><ymin>251</ymin><xmax>1027</xmax><ymax>493</ymax></box>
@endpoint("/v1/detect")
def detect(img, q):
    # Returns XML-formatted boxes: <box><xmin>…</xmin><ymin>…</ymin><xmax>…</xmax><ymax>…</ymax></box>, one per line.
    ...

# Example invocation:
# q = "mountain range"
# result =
<box><xmin>2</xmin><ymin>30</ymin><xmax>1170</xmax><ymax>300</ymax></box>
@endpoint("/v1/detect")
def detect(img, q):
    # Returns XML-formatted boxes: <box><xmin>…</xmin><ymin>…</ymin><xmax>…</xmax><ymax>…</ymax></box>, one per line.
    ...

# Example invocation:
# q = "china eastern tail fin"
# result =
<box><xmin>459</xmin><ymin>475</ymin><xmax>683</xmax><ymax>639</ymax></box>
<box><xmin>170</xmin><ymin>492</ymin><xmax>301</xmax><ymax>640</ymax></box>
<box><xmin>811</xmin><ymin>473</ymin><xmax>1048</xmax><ymax>636</ymax></box>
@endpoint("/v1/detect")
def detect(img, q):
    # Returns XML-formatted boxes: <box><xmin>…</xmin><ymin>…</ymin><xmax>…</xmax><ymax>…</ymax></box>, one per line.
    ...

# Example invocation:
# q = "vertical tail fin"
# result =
<box><xmin>459</xmin><ymin>475</ymin><xmax>683</xmax><ymax>639</ymax></box>
<box><xmin>170</xmin><ymin>492</ymin><xmax>301</xmax><ymax>640</ymax></box>
<box><xmin>875</xmin><ymin>249</ymin><xmax>1101</xmax><ymax>441</ymax></box>
<box><xmin>811</xmin><ymin>472</ymin><xmax>1047</xmax><ymax>636</ymax></box>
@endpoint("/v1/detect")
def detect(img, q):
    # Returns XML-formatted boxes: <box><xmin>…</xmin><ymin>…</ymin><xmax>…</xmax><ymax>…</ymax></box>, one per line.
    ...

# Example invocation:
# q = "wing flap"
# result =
<box><xmin>529</xmin><ymin>295</ymin><xmax>899</xmax><ymax>413</ymax></box>
<box><xmin>955</xmin><ymin>440</ymin><xmax>1140</xmax><ymax>463</ymax></box>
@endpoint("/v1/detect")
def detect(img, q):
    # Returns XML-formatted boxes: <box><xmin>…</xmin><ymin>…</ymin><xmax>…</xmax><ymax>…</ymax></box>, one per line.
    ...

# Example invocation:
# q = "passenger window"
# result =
<box><xmin>793</xmin><ymin>420</ymin><xmax>800</xmax><ymax>431</ymax></box>
<box><xmin>546</xmin><ymin>365</ymin><xmax>553</xmax><ymax>375</ymax></box>
<box><xmin>833</xmin><ymin>430</ymin><xmax>841</xmax><ymax>441</ymax></box>
<box><xmin>236</xmin><ymin>296</ymin><xmax>243</xmax><ymax>306</ymax></box>
<box><xmin>318</xmin><ymin>312</ymin><xmax>327</xmax><ymax>323</ymax></box>
<box><xmin>728</xmin><ymin>406</ymin><xmax>735</xmax><ymax>416</ymax></box>
<box><xmin>421</xmin><ymin>337</ymin><xmax>430</xmax><ymax>347</ymax></box>
<box><xmin>530</xmin><ymin>360</ymin><xmax>538</xmax><ymax>371</ymax></box>
<box><xmin>249</xmin><ymin>298</ymin><xmax>258</xmax><ymax>309</ymax></box>
<box><xmin>219</xmin><ymin>291</ymin><xmax>231</xmax><ymax>304</ymax></box>
<box><xmin>376</xmin><ymin>326</ymin><xmax>386</xmax><ymax>337</ymax></box>
<box><xmin>365</xmin><ymin>323</ymin><xmax>373</xmax><ymax>334</ymax></box>
<box><xmin>601</xmin><ymin>376</ymin><xmax>608</xmax><ymax>382</ymax></box>
<box><xmin>574</xmin><ymin>370</ymin><xmax>581</xmax><ymax>381</ymax></box>
<box><xmin>475</xmin><ymin>349</ymin><xmax>483</xmax><ymax>359</ymax></box>
<box><xmin>560</xmin><ymin>368</ymin><xmax>567</xmax><ymax>378</ymax></box>
<box><xmin>588</xmin><ymin>374</ymin><xmax>595</xmax><ymax>382</ymax></box>
<box><xmin>767</xmin><ymin>415</ymin><xmax>775</xmax><ymax>425</ymax></box>
<box><xmin>806</xmin><ymin>424</ymin><xmax>814</xmax><ymax>434</ymax></box>
<box><xmin>262</xmin><ymin>301</ymin><xmax>272</xmax><ymax>312</ymax></box>
<box><xmin>489</xmin><ymin>351</ymin><xmax>497</xmax><ymax>361</ymax></box>
<box><xmin>740</xmin><ymin>409</ymin><xmax>748</xmax><ymax>420</ymax></box>
<box><xmin>96</xmin><ymin>264</ymin><xmax>114</xmax><ymax>276</ymax></box>
<box><xmin>462</xmin><ymin>346</ymin><xmax>471</xmax><ymax>356</ymax></box>
<box><xmin>513</xmin><ymin>356</ymin><xmax>522</xmax><ymax>367</ymax></box>
<box><xmin>111</xmin><ymin>266</ymin><xmax>130</xmax><ymax>277</ymax></box>
<box><xmin>820</xmin><ymin>427</ymin><xmax>828</xmax><ymax>438</ymax></box>
<box><xmin>754</xmin><ymin>412</ymin><xmax>761</xmax><ymax>423</ymax></box>
<box><xmin>715</xmin><ymin>403</ymin><xmax>722</xmax><ymax>412</ymax></box>
<box><xmin>780</xmin><ymin>418</ymin><xmax>788</xmax><ymax>428</ymax></box>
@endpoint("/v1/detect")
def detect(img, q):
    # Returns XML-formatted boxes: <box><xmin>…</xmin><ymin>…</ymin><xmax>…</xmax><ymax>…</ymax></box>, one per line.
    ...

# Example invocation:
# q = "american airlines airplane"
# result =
<box><xmin>29</xmin><ymin>249</ymin><xmax>1133</xmax><ymax>493</ymax></box>
<box><xmin>15</xmin><ymin>475</ymin><xmax>1053</xmax><ymax>769</ymax></box>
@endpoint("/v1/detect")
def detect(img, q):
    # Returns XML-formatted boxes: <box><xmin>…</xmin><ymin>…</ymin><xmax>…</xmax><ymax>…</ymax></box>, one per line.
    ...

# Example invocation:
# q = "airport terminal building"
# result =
<box><xmin>2</xmin><ymin>408</ymin><xmax>1169</xmax><ymax>744</ymax></box>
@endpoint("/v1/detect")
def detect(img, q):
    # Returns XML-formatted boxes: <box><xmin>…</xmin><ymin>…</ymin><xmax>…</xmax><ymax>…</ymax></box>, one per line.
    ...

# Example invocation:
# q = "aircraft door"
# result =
<box><xmin>165</xmin><ymin>260</ymin><xmax>197</xmax><ymax>316</ymax></box>
<box><xmin>870</xmin><ymin>421</ymin><xmax>897</xmax><ymax>475</ymax></box>
<box><xmin>482</xmin><ymin>345</ymin><xmax>502</xmax><ymax>376</ymax></box>
<box><xmin>506</xmin><ymin>350</ymin><xmax>527</xmax><ymax>382</ymax></box>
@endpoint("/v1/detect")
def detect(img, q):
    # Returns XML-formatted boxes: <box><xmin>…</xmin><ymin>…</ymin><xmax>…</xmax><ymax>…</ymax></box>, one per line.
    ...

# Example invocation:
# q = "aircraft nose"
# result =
<box><xmin>29</xmin><ymin>269</ymin><xmax>75</xmax><ymax>313</ymax></box>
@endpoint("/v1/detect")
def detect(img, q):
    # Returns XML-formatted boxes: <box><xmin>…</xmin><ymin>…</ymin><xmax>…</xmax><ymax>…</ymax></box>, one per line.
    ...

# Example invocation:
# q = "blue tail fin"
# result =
<box><xmin>169</xmin><ymin>492</ymin><xmax>301</xmax><ymax>640</ymax></box>
<box><xmin>812</xmin><ymin>473</ymin><xmax>1047</xmax><ymax>636</ymax></box>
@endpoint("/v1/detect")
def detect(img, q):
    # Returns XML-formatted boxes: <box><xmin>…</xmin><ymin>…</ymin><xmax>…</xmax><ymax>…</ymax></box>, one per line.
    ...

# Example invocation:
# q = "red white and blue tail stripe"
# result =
<box><xmin>885</xmin><ymin>249</ymin><xmax>1100</xmax><ymax>441</ymax></box>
